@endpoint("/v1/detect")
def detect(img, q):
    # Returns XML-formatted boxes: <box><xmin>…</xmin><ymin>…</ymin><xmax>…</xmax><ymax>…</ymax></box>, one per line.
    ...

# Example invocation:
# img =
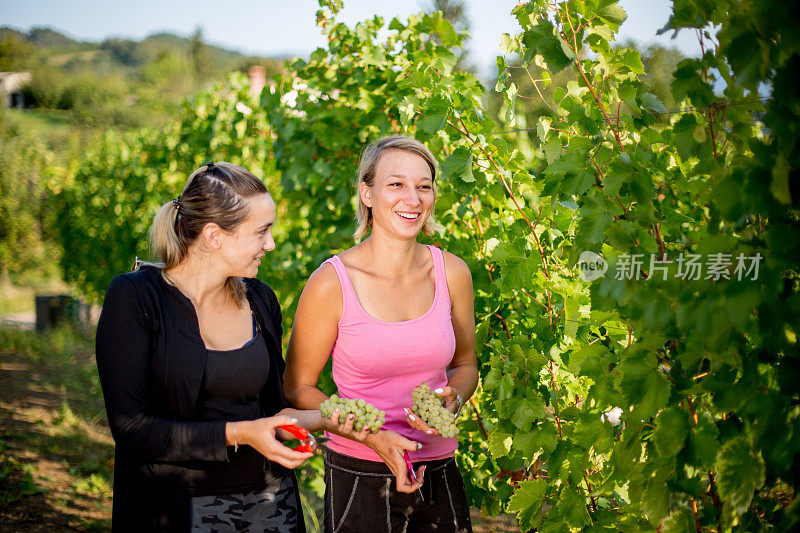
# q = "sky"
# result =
<box><xmin>1</xmin><ymin>0</ymin><xmax>700</xmax><ymax>78</ymax></box>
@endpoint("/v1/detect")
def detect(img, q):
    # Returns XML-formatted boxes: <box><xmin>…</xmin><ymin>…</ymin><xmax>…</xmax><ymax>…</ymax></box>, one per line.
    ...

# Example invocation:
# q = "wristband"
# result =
<box><xmin>455</xmin><ymin>393</ymin><xmax>464</xmax><ymax>418</ymax></box>
<box><xmin>233</xmin><ymin>422</ymin><xmax>239</xmax><ymax>452</ymax></box>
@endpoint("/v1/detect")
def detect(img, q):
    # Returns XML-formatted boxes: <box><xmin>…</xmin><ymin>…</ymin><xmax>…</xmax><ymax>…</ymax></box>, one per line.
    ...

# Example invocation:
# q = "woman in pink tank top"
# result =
<box><xmin>284</xmin><ymin>136</ymin><xmax>478</xmax><ymax>532</ymax></box>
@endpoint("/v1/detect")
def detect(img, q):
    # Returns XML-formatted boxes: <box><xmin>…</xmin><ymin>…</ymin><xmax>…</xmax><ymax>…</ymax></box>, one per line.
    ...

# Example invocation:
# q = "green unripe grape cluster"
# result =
<box><xmin>319</xmin><ymin>394</ymin><xmax>385</xmax><ymax>433</ymax></box>
<box><xmin>411</xmin><ymin>383</ymin><xmax>458</xmax><ymax>438</ymax></box>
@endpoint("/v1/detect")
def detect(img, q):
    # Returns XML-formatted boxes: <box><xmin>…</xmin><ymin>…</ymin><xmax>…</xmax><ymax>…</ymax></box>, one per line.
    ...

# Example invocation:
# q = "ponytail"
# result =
<box><xmin>149</xmin><ymin>199</ymin><xmax>186</xmax><ymax>269</ymax></box>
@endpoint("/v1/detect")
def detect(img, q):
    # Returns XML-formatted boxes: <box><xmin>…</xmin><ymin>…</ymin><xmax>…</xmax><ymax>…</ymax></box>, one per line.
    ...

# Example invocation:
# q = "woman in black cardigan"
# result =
<box><xmin>96</xmin><ymin>162</ymin><xmax>320</xmax><ymax>532</ymax></box>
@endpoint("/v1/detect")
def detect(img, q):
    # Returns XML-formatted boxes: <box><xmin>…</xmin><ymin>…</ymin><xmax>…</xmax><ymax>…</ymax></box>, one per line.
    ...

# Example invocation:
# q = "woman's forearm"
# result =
<box><xmin>285</xmin><ymin>383</ymin><xmax>331</xmax><ymax>411</ymax></box>
<box><xmin>278</xmin><ymin>407</ymin><xmax>325</xmax><ymax>433</ymax></box>
<box><xmin>446</xmin><ymin>363</ymin><xmax>479</xmax><ymax>401</ymax></box>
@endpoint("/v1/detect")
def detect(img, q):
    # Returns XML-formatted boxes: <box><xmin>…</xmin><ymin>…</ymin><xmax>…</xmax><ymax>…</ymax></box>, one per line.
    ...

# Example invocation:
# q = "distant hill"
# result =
<box><xmin>0</xmin><ymin>25</ymin><xmax>287</xmax><ymax>133</ymax></box>
<box><xmin>0</xmin><ymin>25</ymin><xmax>286</xmax><ymax>75</ymax></box>
<box><xmin>0</xmin><ymin>26</ymin><xmax>81</xmax><ymax>49</ymax></box>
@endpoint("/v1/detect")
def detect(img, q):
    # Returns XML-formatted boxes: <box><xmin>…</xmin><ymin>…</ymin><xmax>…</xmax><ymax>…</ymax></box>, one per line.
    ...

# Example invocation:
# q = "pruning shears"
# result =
<box><xmin>404</xmin><ymin>450</ymin><xmax>425</xmax><ymax>501</ymax></box>
<box><xmin>278</xmin><ymin>424</ymin><xmax>331</xmax><ymax>453</ymax></box>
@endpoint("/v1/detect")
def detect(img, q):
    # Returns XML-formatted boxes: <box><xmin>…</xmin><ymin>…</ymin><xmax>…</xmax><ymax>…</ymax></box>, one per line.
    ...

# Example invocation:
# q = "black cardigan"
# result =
<box><xmin>95</xmin><ymin>266</ymin><xmax>304</xmax><ymax>532</ymax></box>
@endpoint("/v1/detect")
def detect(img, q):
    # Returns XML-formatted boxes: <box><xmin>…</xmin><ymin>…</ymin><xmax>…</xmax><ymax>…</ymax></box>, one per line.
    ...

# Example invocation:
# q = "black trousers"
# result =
<box><xmin>324</xmin><ymin>449</ymin><xmax>472</xmax><ymax>533</ymax></box>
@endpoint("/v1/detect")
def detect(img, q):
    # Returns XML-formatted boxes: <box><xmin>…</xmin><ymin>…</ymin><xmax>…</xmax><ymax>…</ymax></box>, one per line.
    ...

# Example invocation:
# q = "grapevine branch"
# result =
<box><xmin>450</xmin><ymin>117</ymin><xmax>552</xmax><ymax>280</ymax></box>
<box><xmin>469</xmin><ymin>398</ymin><xmax>489</xmax><ymax>440</ymax></box>
<box><xmin>548</xmin><ymin>360</ymin><xmax>564</xmax><ymax>439</ymax></box>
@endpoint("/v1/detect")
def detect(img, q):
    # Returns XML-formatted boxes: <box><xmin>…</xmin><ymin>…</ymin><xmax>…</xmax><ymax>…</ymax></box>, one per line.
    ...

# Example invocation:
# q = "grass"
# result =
<box><xmin>3</xmin><ymin>108</ymin><xmax>73</xmax><ymax>138</ymax></box>
<box><xmin>0</xmin><ymin>280</ymin><xmax>71</xmax><ymax>316</ymax></box>
<box><xmin>0</xmin><ymin>323</ymin><xmax>112</xmax><ymax>531</ymax></box>
<box><xmin>0</xmin><ymin>286</ymin><xmax>35</xmax><ymax>315</ymax></box>
<box><xmin>2</xmin><ymin>108</ymin><xmax>82</xmax><ymax>156</ymax></box>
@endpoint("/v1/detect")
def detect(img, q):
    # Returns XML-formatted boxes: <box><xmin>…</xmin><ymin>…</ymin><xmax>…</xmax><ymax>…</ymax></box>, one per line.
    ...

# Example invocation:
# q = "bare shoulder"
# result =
<box><xmin>302</xmin><ymin>261</ymin><xmax>341</xmax><ymax>302</ymax></box>
<box><xmin>442</xmin><ymin>250</ymin><xmax>472</xmax><ymax>282</ymax></box>
<box><xmin>441</xmin><ymin>249</ymin><xmax>473</xmax><ymax>291</ymax></box>
<box><xmin>335</xmin><ymin>243</ymin><xmax>367</xmax><ymax>271</ymax></box>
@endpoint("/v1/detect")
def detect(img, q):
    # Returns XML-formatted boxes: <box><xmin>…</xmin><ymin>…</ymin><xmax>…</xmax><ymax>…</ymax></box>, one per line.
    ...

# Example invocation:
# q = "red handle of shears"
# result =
<box><xmin>278</xmin><ymin>424</ymin><xmax>314</xmax><ymax>453</ymax></box>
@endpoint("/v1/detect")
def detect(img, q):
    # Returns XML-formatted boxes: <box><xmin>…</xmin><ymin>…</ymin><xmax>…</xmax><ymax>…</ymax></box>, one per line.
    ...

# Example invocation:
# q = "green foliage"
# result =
<box><xmin>0</xmin><ymin>125</ymin><xmax>61</xmax><ymax>284</ymax></box>
<box><xmin>0</xmin><ymin>34</ymin><xmax>36</xmax><ymax>70</ymax></box>
<box><xmin>51</xmin><ymin>72</ymin><xmax>275</xmax><ymax>302</ymax></box>
<box><xmin>189</xmin><ymin>27</ymin><xmax>212</xmax><ymax>80</ymax></box>
<box><xmin>48</xmin><ymin>0</ymin><xmax>799</xmax><ymax>530</ymax></box>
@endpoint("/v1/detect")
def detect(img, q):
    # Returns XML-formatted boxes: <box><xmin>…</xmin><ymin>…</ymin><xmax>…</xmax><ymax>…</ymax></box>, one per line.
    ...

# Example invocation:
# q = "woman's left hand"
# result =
<box><xmin>434</xmin><ymin>386</ymin><xmax>460</xmax><ymax>415</ymax></box>
<box><xmin>404</xmin><ymin>386</ymin><xmax>459</xmax><ymax>436</ymax></box>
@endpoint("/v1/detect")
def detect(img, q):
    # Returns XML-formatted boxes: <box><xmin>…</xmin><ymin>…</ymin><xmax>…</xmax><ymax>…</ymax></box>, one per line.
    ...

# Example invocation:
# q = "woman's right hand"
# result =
<box><xmin>231</xmin><ymin>415</ymin><xmax>313</xmax><ymax>469</ymax></box>
<box><xmin>365</xmin><ymin>430</ymin><xmax>426</xmax><ymax>494</ymax></box>
<box><xmin>322</xmin><ymin>407</ymin><xmax>373</xmax><ymax>442</ymax></box>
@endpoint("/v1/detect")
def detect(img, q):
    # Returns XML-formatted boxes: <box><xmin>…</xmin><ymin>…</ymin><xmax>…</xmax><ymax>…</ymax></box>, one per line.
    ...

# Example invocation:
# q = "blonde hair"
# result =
<box><xmin>354</xmin><ymin>135</ymin><xmax>443</xmax><ymax>240</ymax></box>
<box><xmin>148</xmin><ymin>162</ymin><xmax>270</xmax><ymax>307</ymax></box>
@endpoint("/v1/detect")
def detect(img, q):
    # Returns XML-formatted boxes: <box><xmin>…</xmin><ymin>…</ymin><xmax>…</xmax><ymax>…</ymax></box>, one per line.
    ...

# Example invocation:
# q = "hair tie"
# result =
<box><xmin>172</xmin><ymin>195</ymin><xmax>181</xmax><ymax>211</ymax></box>
<box><xmin>206</xmin><ymin>161</ymin><xmax>215</xmax><ymax>171</ymax></box>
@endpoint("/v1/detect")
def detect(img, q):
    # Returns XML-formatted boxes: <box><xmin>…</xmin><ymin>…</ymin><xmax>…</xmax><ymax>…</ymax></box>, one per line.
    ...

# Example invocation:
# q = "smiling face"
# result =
<box><xmin>218</xmin><ymin>193</ymin><xmax>276</xmax><ymax>278</ymax></box>
<box><xmin>360</xmin><ymin>149</ymin><xmax>435</xmax><ymax>241</ymax></box>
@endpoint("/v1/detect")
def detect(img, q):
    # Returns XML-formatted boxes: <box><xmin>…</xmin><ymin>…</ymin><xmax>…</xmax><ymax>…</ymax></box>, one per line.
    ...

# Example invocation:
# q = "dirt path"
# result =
<box><xmin>0</xmin><ymin>351</ymin><xmax>113</xmax><ymax>531</ymax></box>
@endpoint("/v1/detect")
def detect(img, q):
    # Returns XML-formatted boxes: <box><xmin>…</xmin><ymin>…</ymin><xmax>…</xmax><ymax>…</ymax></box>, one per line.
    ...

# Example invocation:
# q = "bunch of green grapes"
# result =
<box><xmin>319</xmin><ymin>394</ymin><xmax>385</xmax><ymax>433</ymax></box>
<box><xmin>410</xmin><ymin>383</ymin><xmax>459</xmax><ymax>438</ymax></box>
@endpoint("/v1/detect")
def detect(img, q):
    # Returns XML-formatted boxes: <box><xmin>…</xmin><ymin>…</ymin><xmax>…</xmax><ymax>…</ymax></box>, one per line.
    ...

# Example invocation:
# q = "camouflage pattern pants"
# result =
<box><xmin>190</xmin><ymin>475</ymin><xmax>300</xmax><ymax>532</ymax></box>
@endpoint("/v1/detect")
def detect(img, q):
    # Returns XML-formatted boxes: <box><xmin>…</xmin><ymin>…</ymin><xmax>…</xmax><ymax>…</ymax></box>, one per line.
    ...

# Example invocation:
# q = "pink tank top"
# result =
<box><xmin>322</xmin><ymin>244</ymin><xmax>458</xmax><ymax>462</ymax></box>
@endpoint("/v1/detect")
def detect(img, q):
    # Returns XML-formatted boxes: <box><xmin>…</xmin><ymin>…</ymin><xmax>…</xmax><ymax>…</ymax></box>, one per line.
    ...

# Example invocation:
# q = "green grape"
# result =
<box><xmin>409</xmin><ymin>383</ymin><xmax>459</xmax><ymax>437</ymax></box>
<box><xmin>319</xmin><ymin>394</ymin><xmax>384</xmax><ymax>433</ymax></box>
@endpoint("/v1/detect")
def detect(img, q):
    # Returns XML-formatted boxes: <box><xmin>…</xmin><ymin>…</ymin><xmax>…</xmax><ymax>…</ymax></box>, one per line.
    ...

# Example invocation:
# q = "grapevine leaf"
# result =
<box><xmin>724</xmin><ymin>31</ymin><xmax>766</xmax><ymax>90</ymax></box>
<box><xmin>611</xmin><ymin>48</ymin><xmax>645</xmax><ymax>75</ymax></box>
<box><xmin>544</xmin><ymin>139</ymin><xmax>562</xmax><ymax>164</ymax></box>
<box><xmin>309</xmin><ymin>48</ymin><xmax>328</xmax><ymax>63</ymax></box>
<box><xmin>643</xmin><ymin>467</ymin><xmax>671</xmax><ymax>523</ymax></box>
<box><xmin>567</xmin><ymin>342</ymin><xmax>609</xmax><ymax>375</ymax></box>
<box><xmin>638</xmin><ymin>374</ymin><xmax>672</xmax><ymax>419</ymax></box>
<box><xmin>672</xmin><ymin>60</ymin><xmax>716</xmax><ymax>107</ymax></box>
<box><xmin>595</xmin><ymin>2</ymin><xmax>628</xmax><ymax>30</ymax></box>
<box><xmin>550</xmin><ymin>486</ymin><xmax>592</xmax><ymax>528</ymax></box>
<box><xmin>490</xmin><ymin>241</ymin><xmax>525</xmax><ymax>265</ymax></box>
<box><xmin>508</xmin><ymin>479</ymin><xmax>547</xmax><ymax>530</ymax></box>
<box><xmin>505</xmin><ymin>83</ymin><xmax>518</xmax><ymax>125</ymax></box>
<box><xmin>661</xmin><ymin>508</ymin><xmax>695</xmax><ymax>533</ymax></box>
<box><xmin>521</xmin><ymin>19</ymin><xmax>573</xmax><ymax>73</ymax></box>
<box><xmin>441</xmin><ymin>146</ymin><xmax>475</xmax><ymax>183</ymax></box>
<box><xmin>537</xmin><ymin>116</ymin><xmax>551</xmax><ymax>142</ymax></box>
<box><xmin>418</xmin><ymin>95</ymin><xmax>450</xmax><ymax>134</ymax></box>
<box><xmin>398</xmin><ymin>97</ymin><xmax>416</xmax><ymax>128</ymax></box>
<box><xmin>512</xmin><ymin>400</ymin><xmax>536</xmax><ymax>431</ymax></box>
<box><xmin>654</xmin><ymin>408</ymin><xmax>690</xmax><ymax>458</ymax></box>
<box><xmin>618</xmin><ymin>80</ymin><xmax>640</xmax><ymax>114</ymax></box>
<box><xmin>571</xmin><ymin>415</ymin><xmax>604</xmax><ymax>449</ymax></box>
<box><xmin>488</xmin><ymin>428</ymin><xmax>513</xmax><ymax>458</ymax></box>
<box><xmin>516</xmin><ymin>423</ymin><xmax>559</xmax><ymax>457</ymax></box>
<box><xmin>577</xmin><ymin>190</ymin><xmax>615</xmax><ymax>244</ymax></box>
<box><xmin>688</xmin><ymin>415</ymin><xmax>720</xmax><ymax>469</ymax></box>
<box><xmin>564</xmin><ymin>297</ymin><xmax>580</xmax><ymax>340</ymax></box>
<box><xmin>714</xmin><ymin>437</ymin><xmax>766</xmax><ymax>517</ymax></box>
<box><xmin>641</xmin><ymin>92</ymin><xmax>667</xmax><ymax>114</ymax></box>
